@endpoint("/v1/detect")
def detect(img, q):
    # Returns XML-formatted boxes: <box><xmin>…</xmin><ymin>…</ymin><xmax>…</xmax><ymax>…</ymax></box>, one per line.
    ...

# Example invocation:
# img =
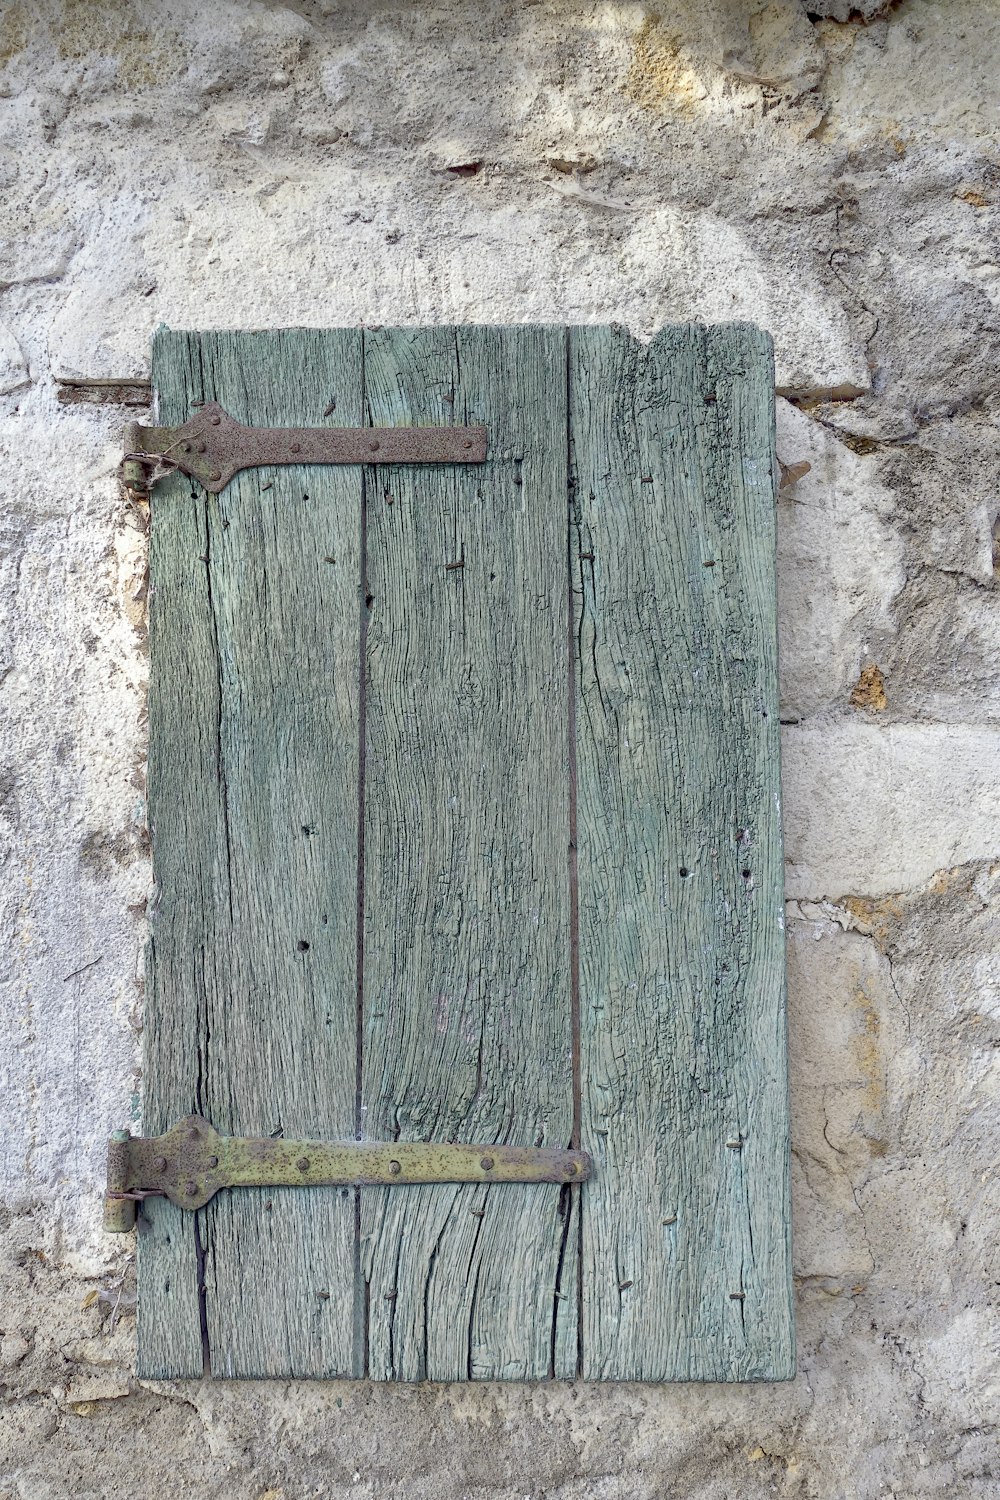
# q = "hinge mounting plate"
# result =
<box><xmin>104</xmin><ymin>1116</ymin><xmax>592</xmax><ymax>1231</ymax></box>
<box><xmin>122</xmin><ymin>402</ymin><xmax>488</xmax><ymax>497</ymax></box>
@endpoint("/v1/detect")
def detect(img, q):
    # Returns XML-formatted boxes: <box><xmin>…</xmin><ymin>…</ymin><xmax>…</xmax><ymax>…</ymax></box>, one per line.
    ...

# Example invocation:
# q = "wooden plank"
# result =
<box><xmin>571</xmin><ymin>324</ymin><xmax>794</xmax><ymax>1381</ymax></box>
<box><xmin>360</xmin><ymin>326</ymin><xmax>578</xmax><ymax>1380</ymax></box>
<box><xmin>140</xmin><ymin>329</ymin><xmax>363</xmax><ymax>1378</ymax></box>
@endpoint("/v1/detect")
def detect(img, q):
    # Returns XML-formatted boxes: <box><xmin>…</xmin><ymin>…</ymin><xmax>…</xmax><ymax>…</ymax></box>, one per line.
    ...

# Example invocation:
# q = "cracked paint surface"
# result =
<box><xmin>1</xmin><ymin>0</ymin><xmax>999</xmax><ymax>1495</ymax></box>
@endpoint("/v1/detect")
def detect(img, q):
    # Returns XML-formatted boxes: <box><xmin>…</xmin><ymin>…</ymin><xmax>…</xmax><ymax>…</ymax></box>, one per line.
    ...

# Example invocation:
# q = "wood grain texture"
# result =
<box><xmin>141</xmin><ymin>329</ymin><xmax>363</xmax><ymax>1378</ymax></box>
<box><xmin>359</xmin><ymin>326</ymin><xmax>578</xmax><ymax>1380</ymax></box>
<box><xmin>141</xmin><ymin>321</ymin><xmax>791</xmax><ymax>1383</ymax></box>
<box><xmin>571</xmin><ymin>324</ymin><xmax>794</xmax><ymax>1380</ymax></box>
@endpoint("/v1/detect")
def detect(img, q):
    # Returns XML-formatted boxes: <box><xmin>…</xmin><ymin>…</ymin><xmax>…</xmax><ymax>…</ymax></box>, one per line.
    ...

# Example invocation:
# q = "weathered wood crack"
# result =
<box><xmin>139</xmin><ymin>324</ymin><xmax>792</xmax><ymax>1383</ymax></box>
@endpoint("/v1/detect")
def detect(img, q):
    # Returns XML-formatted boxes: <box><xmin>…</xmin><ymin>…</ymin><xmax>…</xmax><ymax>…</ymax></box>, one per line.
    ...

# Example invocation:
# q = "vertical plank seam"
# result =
<box><xmin>355</xmin><ymin>331</ymin><xmax>370</xmax><ymax>1377</ymax></box>
<box><xmin>191</xmin><ymin>336</ymin><xmax>214</xmax><ymax>1376</ymax></box>
<box><xmin>564</xmin><ymin>325</ymin><xmax>585</xmax><ymax>1380</ymax></box>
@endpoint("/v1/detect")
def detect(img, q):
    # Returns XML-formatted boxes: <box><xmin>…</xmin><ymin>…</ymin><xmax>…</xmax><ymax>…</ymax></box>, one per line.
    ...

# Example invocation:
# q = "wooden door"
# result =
<box><xmin>138</xmin><ymin>323</ymin><xmax>793</xmax><ymax>1382</ymax></box>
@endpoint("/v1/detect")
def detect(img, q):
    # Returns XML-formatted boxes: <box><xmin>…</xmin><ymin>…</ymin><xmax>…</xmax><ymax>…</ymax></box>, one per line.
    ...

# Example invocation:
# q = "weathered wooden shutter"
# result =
<box><xmin>137</xmin><ymin>323</ymin><xmax>793</xmax><ymax>1382</ymax></box>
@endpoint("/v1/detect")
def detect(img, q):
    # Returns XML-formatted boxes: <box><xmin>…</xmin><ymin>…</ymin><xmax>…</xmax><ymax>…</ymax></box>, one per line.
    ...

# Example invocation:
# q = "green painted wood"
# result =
<box><xmin>359</xmin><ymin>326</ymin><xmax>578</xmax><ymax>1380</ymax></box>
<box><xmin>140</xmin><ymin>320</ymin><xmax>791</xmax><ymax>1382</ymax></box>
<box><xmin>570</xmin><ymin>324</ymin><xmax>794</xmax><ymax>1380</ymax></box>
<box><xmin>140</xmin><ymin>329</ymin><xmax>363</xmax><ymax>1378</ymax></box>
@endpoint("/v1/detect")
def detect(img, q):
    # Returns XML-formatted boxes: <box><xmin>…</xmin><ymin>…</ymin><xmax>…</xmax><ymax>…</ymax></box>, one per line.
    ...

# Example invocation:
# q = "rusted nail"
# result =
<box><xmin>703</xmin><ymin>560</ymin><xmax>716</xmax><ymax>567</ymax></box>
<box><xmin>618</xmin><ymin>1280</ymin><xmax>634</xmax><ymax>1290</ymax></box>
<box><xmin>726</xmin><ymin>1137</ymin><xmax>744</xmax><ymax>1150</ymax></box>
<box><xmin>662</xmin><ymin>1215</ymin><xmax>677</xmax><ymax>1225</ymax></box>
<box><xmin>639</xmin><ymin>475</ymin><xmax>654</xmax><ymax>484</ymax></box>
<box><xmin>297</xmin><ymin>1157</ymin><xmax>310</xmax><ymax>1172</ymax></box>
<box><xmin>316</xmin><ymin>1289</ymin><xmax>330</xmax><ymax>1299</ymax></box>
<box><xmin>261</xmin><ymin>482</ymin><xmax>273</xmax><ymax>491</ymax></box>
<box><xmin>445</xmin><ymin>560</ymin><xmax>465</xmax><ymax>570</ymax></box>
<box><xmin>470</xmin><ymin>1207</ymin><xmax>486</xmax><ymax>1218</ymax></box>
<box><xmin>729</xmin><ymin>1291</ymin><xmax>746</xmax><ymax>1300</ymax></box>
<box><xmin>384</xmin><ymin>1290</ymin><xmax>397</xmax><ymax>1300</ymax></box>
<box><xmin>323</xmin><ymin>400</ymin><xmax>337</xmax><ymax>417</ymax></box>
<box><xmin>704</xmin><ymin>392</ymin><xmax>717</xmax><ymax>404</ymax></box>
<box><xmin>580</xmin><ymin>551</ymin><xmax>594</xmax><ymax>561</ymax></box>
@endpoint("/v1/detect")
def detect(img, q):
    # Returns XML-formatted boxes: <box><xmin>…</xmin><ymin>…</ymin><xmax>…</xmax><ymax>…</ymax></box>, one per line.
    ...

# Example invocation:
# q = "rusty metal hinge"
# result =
<box><xmin>122</xmin><ymin>401</ymin><xmax>488</xmax><ymax>498</ymax></box>
<box><xmin>104</xmin><ymin>1116</ymin><xmax>592</xmax><ymax>1232</ymax></box>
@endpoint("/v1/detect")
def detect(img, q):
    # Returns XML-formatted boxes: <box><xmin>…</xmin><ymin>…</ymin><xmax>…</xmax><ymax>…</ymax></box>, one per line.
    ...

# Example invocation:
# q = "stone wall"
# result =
<box><xmin>2</xmin><ymin>1</ymin><xmax>998</xmax><ymax>1495</ymax></box>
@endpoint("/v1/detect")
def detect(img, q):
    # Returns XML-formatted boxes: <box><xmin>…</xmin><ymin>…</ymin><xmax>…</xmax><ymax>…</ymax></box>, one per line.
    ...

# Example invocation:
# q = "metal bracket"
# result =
<box><xmin>122</xmin><ymin>402</ymin><xmax>488</xmax><ymax>498</ymax></box>
<box><xmin>104</xmin><ymin>1116</ymin><xmax>592</xmax><ymax>1231</ymax></box>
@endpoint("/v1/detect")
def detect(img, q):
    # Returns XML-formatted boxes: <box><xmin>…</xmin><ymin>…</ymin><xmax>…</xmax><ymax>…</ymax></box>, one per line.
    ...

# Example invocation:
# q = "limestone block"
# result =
<box><xmin>775</xmin><ymin>399</ymin><xmax>904</xmax><ymax>718</ymax></box>
<box><xmin>783</xmin><ymin>721</ymin><xmax>1000</xmax><ymax>897</ymax></box>
<box><xmin>0</xmin><ymin>324</ymin><xmax>29</xmax><ymax>394</ymax></box>
<box><xmin>787</xmin><ymin>918</ymin><xmax>904</xmax><ymax>1280</ymax></box>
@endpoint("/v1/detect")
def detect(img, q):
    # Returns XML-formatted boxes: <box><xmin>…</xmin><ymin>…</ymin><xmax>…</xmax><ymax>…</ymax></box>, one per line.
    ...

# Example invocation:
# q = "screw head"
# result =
<box><xmin>369</xmin><ymin>441</ymin><xmax>380</xmax><ymax>452</ymax></box>
<box><xmin>187</xmin><ymin>1126</ymin><xmax>200</xmax><ymax>1141</ymax></box>
<box><xmin>209</xmin><ymin>414</ymin><xmax>221</xmax><ymax>426</ymax></box>
<box><xmin>195</xmin><ymin>442</ymin><xmax>207</xmax><ymax>454</ymax></box>
<box><xmin>290</xmin><ymin>441</ymin><xmax>301</xmax><ymax>453</ymax></box>
<box><xmin>207</xmin><ymin>470</ymin><xmax>222</xmax><ymax>483</ymax></box>
<box><xmin>185</xmin><ymin>1180</ymin><xmax>199</xmax><ymax>1197</ymax></box>
<box><xmin>297</xmin><ymin>1157</ymin><xmax>310</xmax><ymax>1172</ymax></box>
<box><xmin>480</xmin><ymin>1156</ymin><xmax>494</xmax><ymax>1172</ymax></box>
<box><xmin>388</xmin><ymin>1159</ymin><xmax>401</xmax><ymax>1176</ymax></box>
<box><xmin>153</xmin><ymin>1155</ymin><xmax>168</xmax><ymax>1172</ymax></box>
<box><xmin>206</xmin><ymin>1155</ymin><xmax>219</xmax><ymax>1169</ymax></box>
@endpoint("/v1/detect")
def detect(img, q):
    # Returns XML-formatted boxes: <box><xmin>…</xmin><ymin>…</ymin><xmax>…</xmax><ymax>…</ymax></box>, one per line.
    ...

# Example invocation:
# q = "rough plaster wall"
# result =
<box><xmin>1</xmin><ymin>0</ymin><xmax>999</xmax><ymax>1494</ymax></box>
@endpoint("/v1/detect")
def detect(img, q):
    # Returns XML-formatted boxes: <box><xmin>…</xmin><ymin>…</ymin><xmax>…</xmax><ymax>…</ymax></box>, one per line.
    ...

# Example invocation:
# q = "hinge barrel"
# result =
<box><xmin>104</xmin><ymin>1116</ymin><xmax>592</xmax><ymax>1230</ymax></box>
